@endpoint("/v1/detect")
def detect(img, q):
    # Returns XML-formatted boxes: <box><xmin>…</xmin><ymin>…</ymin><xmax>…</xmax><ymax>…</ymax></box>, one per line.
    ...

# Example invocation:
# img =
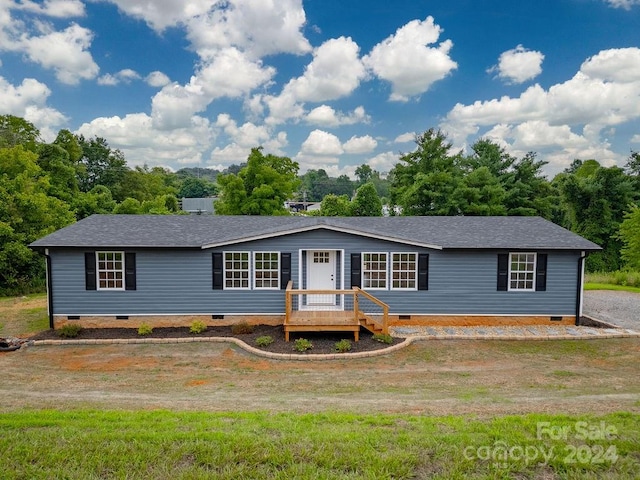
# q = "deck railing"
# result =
<box><xmin>284</xmin><ymin>281</ymin><xmax>389</xmax><ymax>334</ymax></box>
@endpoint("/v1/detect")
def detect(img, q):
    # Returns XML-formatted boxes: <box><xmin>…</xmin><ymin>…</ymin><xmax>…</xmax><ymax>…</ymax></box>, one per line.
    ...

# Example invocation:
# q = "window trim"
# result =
<box><xmin>508</xmin><ymin>252</ymin><xmax>537</xmax><ymax>292</ymax></box>
<box><xmin>96</xmin><ymin>251</ymin><xmax>125</xmax><ymax>291</ymax></box>
<box><xmin>390</xmin><ymin>252</ymin><xmax>418</xmax><ymax>291</ymax></box>
<box><xmin>223</xmin><ymin>251</ymin><xmax>251</xmax><ymax>290</ymax></box>
<box><xmin>253</xmin><ymin>251</ymin><xmax>280</xmax><ymax>290</ymax></box>
<box><xmin>361</xmin><ymin>252</ymin><xmax>388</xmax><ymax>290</ymax></box>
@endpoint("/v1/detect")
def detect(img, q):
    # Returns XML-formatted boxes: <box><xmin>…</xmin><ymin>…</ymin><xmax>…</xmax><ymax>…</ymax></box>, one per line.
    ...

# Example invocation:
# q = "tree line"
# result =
<box><xmin>1</xmin><ymin>116</ymin><xmax>639</xmax><ymax>294</ymax></box>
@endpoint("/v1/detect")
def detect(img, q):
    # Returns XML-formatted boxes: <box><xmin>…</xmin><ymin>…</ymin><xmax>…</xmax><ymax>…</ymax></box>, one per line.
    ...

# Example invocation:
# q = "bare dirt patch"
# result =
<box><xmin>2</xmin><ymin>338</ymin><xmax>639</xmax><ymax>416</ymax></box>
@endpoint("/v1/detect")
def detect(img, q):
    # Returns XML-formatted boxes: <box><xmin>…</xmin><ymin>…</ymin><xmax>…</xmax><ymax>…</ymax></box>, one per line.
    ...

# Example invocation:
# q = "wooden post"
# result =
<box><xmin>353</xmin><ymin>288</ymin><xmax>359</xmax><ymax>325</ymax></box>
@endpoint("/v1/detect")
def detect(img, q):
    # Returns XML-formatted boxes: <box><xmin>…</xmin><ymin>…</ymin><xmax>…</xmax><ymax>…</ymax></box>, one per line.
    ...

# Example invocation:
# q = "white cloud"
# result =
<box><xmin>19</xmin><ymin>23</ymin><xmax>99</xmax><ymax>84</ymax></box>
<box><xmin>215</xmin><ymin>114</ymin><xmax>271</xmax><ymax>147</ymax></box>
<box><xmin>76</xmin><ymin>113</ymin><xmax>215</xmax><ymax>167</ymax></box>
<box><xmin>442</xmin><ymin>47</ymin><xmax>640</xmax><ymax>173</ymax></box>
<box><xmin>631</xmin><ymin>134</ymin><xmax>640</xmax><ymax>143</ymax></box>
<box><xmin>15</xmin><ymin>0</ymin><xmax>85</xmax><ymax>18</ymax></box>
<box><xmin>145</xmin><ymin>71</ymin><xmax>171</xmax><ymax>87</ymax></box>
<box><xmin>489</xmin><ymin>45</ymin><xmax>544</xmax><ymax>84</ymax></box>
<box><xmin>186</xmin><ymin>0</ymin><xmax>311</xmax><ymax>59</ymax></box>
<box><xmin>366</xmin><ymin>151</ymin><xmax>398</xmax><ymax>174</ymax></box>
<box><xmin>102</xmin><ymin>0</ymin><xmax>212</xmax><ymax>32</ymax></box>
<box><xmin>0</xmin><ymin>76</ymin><xmax>67</xmax><ymax>140</ymax></box>
<box><xmin>343</xmin><ymin>135</ymin><xmax>377</xmax><ymax>154</ymax></box>
<box><xmin>305</xmin><ymin>105</ymin><xmax>369</xmax><ymax>127</ymax></box>
<box><xmin>300</xmin><ymin>129</ymin><xmax>343</xmax><ymax>156</ymax></box>
<box><xmin>394</xmin><ymin>132</ymin><xmax>415</xmax><ymax>143</ymax></box>
<box><xmin>363</xmin><ymin>16</ymin><xmax>457</xmax><ymax>102</ymax></box>
<box><xmin>98</xmin><ymin>69</ymin><xmax>141</xmax><ymax>86</ymax></box>
<box><xmin>604</xmin><ymin>0</ymin><xmax>640</xmax><ymax>9</ymax></box>
<box><xmin>151</xmin><ymin>48</ymin><xmax>275</xmax><ymax>129</ymax></box>
<box><xmin>209</xmin><ymin>143</ymin><xmax>253</xmax><ymax>166</ymax></box>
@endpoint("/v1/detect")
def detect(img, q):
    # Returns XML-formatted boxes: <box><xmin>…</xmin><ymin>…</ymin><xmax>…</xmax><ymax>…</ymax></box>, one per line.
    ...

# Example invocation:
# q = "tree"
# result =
<box><xmin>215</xmin><ymin>147</ymin><xmax>299</xmax><ymax>215</ymax></box>
<box><xmin>390</xmin><ymin>129</ymin><xmax>463</xmax><ymax>215</ymax></box>
<box><xmin>0</xmin><ymin>115</ymin><xmax>42</xmax><ymax>152</ymax></box>
<box><xmin>0</xmin><ymin>146</ymin><xmax>74</xmax><ymax>292</ymax></box>
<box><xmin>505</xmin><ymin>152</ymin><xmax>556</xmax><ymax>218</ymax></box>
<box><xmin>453</xmin><ymin>166</ymin><xmax>507</xmax><ymax>215</ymax></box>
<box><xmin>618</xmin><ymin>205</ymin><xmax>640</xmax><ymax>270</ymax></box>
<box><xmin>178</xmin><ymin>177</ymin><xmax>216</xmax><ymax>198</ymax></box>
<box><xmin>556</xmin><ymin>162</ymin><xmax>636</xmax><ymax>271</ymax></box>
<box><xmin>350</xmin><ymin>182</ymin><xmax>383</xmax><ymax>216</ymax></box>
<box><xmin>36</xmin><ymin>143</ymin><xmax>80</xmax><ymax>203</ymax></box>
<box><xmin>76</xmin><ymin>135</ymin><xmax>128</xmax><ymax>195</ymax></box>
<box><xmin>355</xmin><ymin>164</ymin><xmax>373</xmax><ymax>185</ymax></box>
<box><xmin>319</xmin><ymin>194</ymin><xmax>351</xmax><ymax>216</ymax></box>
<box><xmin>71</xmin><ymin>185</ymin><xmax>117</xmax><ymax>219</ymax></box>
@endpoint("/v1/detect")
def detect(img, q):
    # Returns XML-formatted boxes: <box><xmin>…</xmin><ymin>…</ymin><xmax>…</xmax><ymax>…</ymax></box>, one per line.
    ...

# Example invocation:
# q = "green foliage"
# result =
<box><xmin>350</xmin><ymin>182</ymin><xmax>382</xmax><ymax>216</ymax></box>
<box><xmin>231</xmin><ymin>321</ymin><xmax>255</xmax><ymax>334</ymax></box>
<box><xmin>372</xmin><ymin>333</ymin><xmax>393</xmax><ymax>344</ymax></box>
<box><xmin>319</xmin><ymin>194</ymin><xmax>351</xmax><ymax>216</ymax></box>
<box><xmin>0</xmin><ymin>146</ymin><xmax>75</xmax><ymax>292</ymax></box>
<box><xmin>216</xmin><ymin>147</ymin><xmax>299</xmax><ymax>215</ymax></box>
<box><xmin>189</xmin><ymin>320</ymin><xmax>208</xmax><ymax>334</ymax></box>
<box><xmin>298</xmin><ymin>169</ymin><xmax>354</xmax><ymax>201</ymax></box>
<box><xmin>76</xmin><ymin>135</ymin><xmax>127</xmax><ymax>194</ymax></box>
<box><xmin>586</xmin><ymin>270</ymin><xmax>640</xmax><ymax>288</ymax></box>
<box><xmin>390</xmin><ymin>129</ymin><xmax>462</xmax><ymax>215</ymax></box>
<box><xmin>58</xmin><ymin>323</ymin><xmax>82</xmax><ymax>338</ymax></box>
<box><xmin>293</xmin><ymin>337</ymin><xmax>313</xmax><ymax>352</ymax></box>
<box><xmin>334</xmin><ymin>339</ymin><xmax>352</xmax><ymax>352</ymax></box>
<box><xmin>0</xmin><ymin>115</ymin><xmax>42</xmax><ymax>152</ymax></box>
<box><xmin>137</xmin><ymin>323</ymin><xmax>153</xmax><ymax>336</ymax></box>
<box><xmin>255</xmin><ymin>335</ymin><xmax>274</xmax><ymax>347</ymax></box>
<box><xmin>618</xmin><ymin>205</ymin><xmax>640</xmax><ymax>270</ymax></box>
<box><xmin>178</xmin><ymin>176</ymin><xmax>216</xmax><ymax>198</ymax></box>
<box><xmin>555</xmin><ymin>162</ymin><xmax>636</xmax><ymax>271</ymax></box>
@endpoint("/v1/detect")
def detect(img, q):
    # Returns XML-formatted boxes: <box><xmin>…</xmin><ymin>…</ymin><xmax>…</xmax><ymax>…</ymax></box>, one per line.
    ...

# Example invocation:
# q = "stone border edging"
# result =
<box><xmin>30</xmin><ymin>336</ymin><xmax>415</xmax><ymax>361</ymax></box>
<box><xmin>27</xmin><ymin>327</ymin><xmax>640</xmax><ymax>360</ymax></box>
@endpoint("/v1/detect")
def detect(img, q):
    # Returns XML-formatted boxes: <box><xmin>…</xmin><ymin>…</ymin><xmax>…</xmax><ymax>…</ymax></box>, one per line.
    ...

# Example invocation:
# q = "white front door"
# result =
<box><xmin>306</xmin><ymin>250</ymin><xmax>337</xmax><ymax>306</ymax></box>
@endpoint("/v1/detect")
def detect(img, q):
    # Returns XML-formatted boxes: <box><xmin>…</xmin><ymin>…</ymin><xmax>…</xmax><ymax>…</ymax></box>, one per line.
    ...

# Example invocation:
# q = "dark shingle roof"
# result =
<box><xmin>30</xmin><ymin>214</ymin><xmax>601</xmax><ymax>251</ymax></box>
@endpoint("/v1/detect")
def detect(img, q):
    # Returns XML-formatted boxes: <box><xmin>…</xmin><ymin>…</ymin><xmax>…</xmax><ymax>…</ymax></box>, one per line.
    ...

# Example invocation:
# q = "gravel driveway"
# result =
<box><xmin>583</xmin><ymin>290</ymin><xmax>640</xmax><ymax>330</ymax></box>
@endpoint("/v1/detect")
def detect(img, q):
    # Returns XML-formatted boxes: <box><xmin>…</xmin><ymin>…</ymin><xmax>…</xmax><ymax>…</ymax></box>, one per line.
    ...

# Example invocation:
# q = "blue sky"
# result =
<box><xmin>1</xmin><ymin>0</ymin><xmax>639</xmax><ymax>178</ymax></box>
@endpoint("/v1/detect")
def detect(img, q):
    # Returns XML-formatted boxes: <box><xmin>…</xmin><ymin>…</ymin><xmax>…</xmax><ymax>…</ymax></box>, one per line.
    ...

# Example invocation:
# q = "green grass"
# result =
<box><xmin>0</xmin><ymin>410</ymin><xmax>638</xmax><ymax>479</ymax></box>
<box><xmin>585</xmin><ymin>283</ymin><xmax>640</xmax><ymax>293</ymax></box>
<box><xmin>585</xmin><ymin>271</ymin><xmax>640</xmax><ymax>291</ymax></box>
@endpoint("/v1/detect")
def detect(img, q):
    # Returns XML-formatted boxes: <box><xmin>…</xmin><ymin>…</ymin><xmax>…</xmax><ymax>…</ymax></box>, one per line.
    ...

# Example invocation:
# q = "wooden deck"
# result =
<box><xmin>284</xmin><ymin>311</ymin><xmax>360</xmax><ymax>342</ymax></box>
<box><xmin>283</xmin><ymin>282</ymin><xmax>389</xmax><ymax>342</ymax></box>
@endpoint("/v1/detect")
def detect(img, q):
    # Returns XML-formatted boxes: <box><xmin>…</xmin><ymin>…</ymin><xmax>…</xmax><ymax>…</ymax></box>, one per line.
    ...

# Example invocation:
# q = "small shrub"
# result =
<box><xmin>255</xmin><ymin>335</ymin><xmax>274</xmax><ymax>348</ymax></box>
<box><xmin>334</xmin><ymin>339</ymin><xmax>352</xmax><ymax>353</ymax></box>
<box><xmin>137</xmin><ymin>323</ymin><xmax>153</xmax><ymax>336</ymax></box>
<box><xmin>58</xmin><ymin>323</ymin><xmax>82</xmax><ymax>338</ymax></box>
<box><xmin>231</xmin><ymin>321</ymin><xmax>255</xmax><ymax>334</ymax></box>
<box><xmin>189</xmin><ymin>320</ymin><xmax>208</xmax><ymax>334</ymax></box>
<box><xmin>372</xmin><ymin>333</ymin><xmax>393</xmax><ymax>344</ymax></box>
<box><xmin>293</xmin><ymin>338</ymin><xmax>313</xmax><ymax>352</ymax></box>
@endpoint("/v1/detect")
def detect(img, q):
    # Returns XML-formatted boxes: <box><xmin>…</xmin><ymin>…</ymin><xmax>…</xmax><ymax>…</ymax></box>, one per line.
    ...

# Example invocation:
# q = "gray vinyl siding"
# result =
<box><xmin>49</xmin><ymin>230</ymin><xmax>581</xmax><ymax>317</ymax></box>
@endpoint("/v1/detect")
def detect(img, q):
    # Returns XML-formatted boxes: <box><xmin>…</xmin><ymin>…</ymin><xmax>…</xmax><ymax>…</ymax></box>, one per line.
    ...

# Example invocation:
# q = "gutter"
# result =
<box><xmin>44</xmin><ymin>248</ymin><xmax>54</xmax><ymax>329</ymax></box>
<box><xmin>575</xmin><ymin>251</ymin><xmax>586</xmax><ymax>326</ymax></box>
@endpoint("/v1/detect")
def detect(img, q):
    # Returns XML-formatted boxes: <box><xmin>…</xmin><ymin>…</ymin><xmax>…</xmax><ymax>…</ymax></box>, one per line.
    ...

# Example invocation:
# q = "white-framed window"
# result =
<box><xmin>313</xmin><ymin>251</ymin><xmax>330</xmax><ymax>263</ymax></box>
<box><xmin>362</xmin><ymin>252</ymin><xmax>387</xmax><ymax>289</ymax></box>
<box><xmin>391</xmin><ymin>252</ymin><xmax>417</xmax><ymax>290</ymax></box>
<box><xmin>509</xmin><ymin>252</ymin><xmax>536</xmax><ymax>291</ymax></box>
<box><xmin>224</xmin><ymin>251</ymin><xmax>250</xmax><ymax>289</ymax></box>
<box><xmin>96</xmin><ymin>251</ymin><xmax>124</xmax><ymax>290</ymax></box>
<box><xmin>254</xmin><ymin>251</ymin><xmax>280</xmax><ymax>289</ymax></box>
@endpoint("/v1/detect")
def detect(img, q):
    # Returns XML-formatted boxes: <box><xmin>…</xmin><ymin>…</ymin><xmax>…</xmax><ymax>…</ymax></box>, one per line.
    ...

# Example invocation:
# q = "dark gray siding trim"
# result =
<box><xmin>49</xmin><ymin>230</ymin><xmax>581</xmax><ymax>317</ymax></box>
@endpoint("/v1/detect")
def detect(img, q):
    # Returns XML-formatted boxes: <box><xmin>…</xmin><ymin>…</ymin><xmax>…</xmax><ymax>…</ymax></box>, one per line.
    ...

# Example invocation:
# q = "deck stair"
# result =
<box><xmin>284</xmin><ymin>282</ymin><xmax>389</xmax><ymax>342</ymax></box>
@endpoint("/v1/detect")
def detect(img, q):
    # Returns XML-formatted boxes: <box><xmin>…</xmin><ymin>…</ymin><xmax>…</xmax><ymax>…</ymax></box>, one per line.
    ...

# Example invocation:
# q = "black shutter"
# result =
<box><xmin>536</xmin><ymin>253</ymin><xmax>547</xmax><ymax>291</ymax></box>
<box><xmin>497</xmin><ymin>254</ymin><xmax>509</xmax><ymax>291</ymax></box>
<box><xmin>85</xmin><ymin>252</ymin><xmax>96</xmax><ymax>290</ymax></box>
<box><xmin>350</xmin><ymin>253</ymin><xmax>361</xmax><ymax>288</ymax></box>
<box><xmin>212</xmin><ymin>252</ymin><xmax>223</xmax><ymax>290</ymax></box>
<box><xmin>125</xmin><ymin>252</ymin><xmax>136</xmax><ymax>290</ymax></box>
<box><xmin>280</xmin><ymin>253</ymin><xmax>291</xmax><ymax>289</ymax></box>
<box><xmin>418</xmin><ymin>253</ymin><xmax>429</xmax><ymax>290</ymax></box>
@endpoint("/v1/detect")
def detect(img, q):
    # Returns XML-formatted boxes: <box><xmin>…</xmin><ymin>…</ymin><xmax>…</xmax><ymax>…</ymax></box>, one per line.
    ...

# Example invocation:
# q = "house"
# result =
<box><xmin>30</xmin><ymin>215</ymin><xmax>600</xmax><ymax>337</ymax></box>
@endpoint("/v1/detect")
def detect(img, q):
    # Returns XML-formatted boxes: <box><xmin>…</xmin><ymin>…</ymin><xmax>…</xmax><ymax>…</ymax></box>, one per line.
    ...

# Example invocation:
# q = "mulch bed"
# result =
<box><xmin>30</xmin><ymin>325</ymin><xmax>400</xmax><ymax>355</ymax></box>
